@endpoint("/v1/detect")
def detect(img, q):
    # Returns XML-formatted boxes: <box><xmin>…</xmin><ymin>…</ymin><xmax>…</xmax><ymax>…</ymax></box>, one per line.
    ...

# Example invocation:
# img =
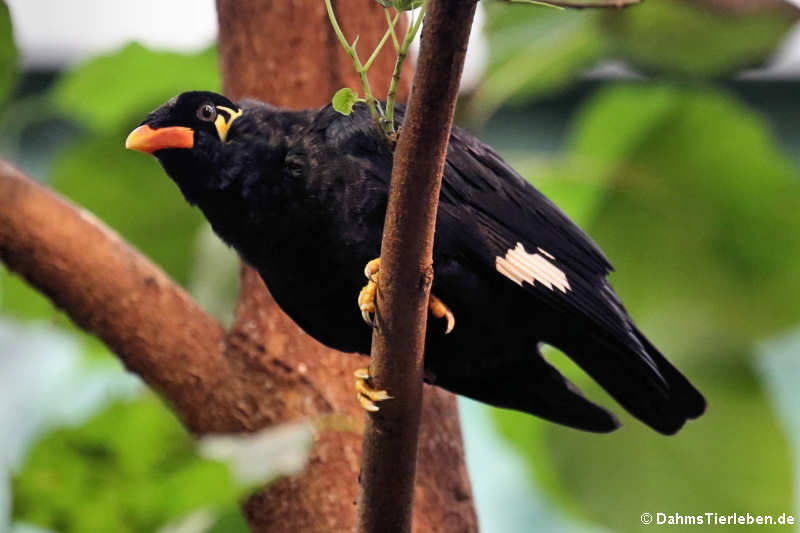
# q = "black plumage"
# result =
<box><xmin>127</xmin><ymin>91</ymin><xmax>706</xmax><ymax>434</ymax></box>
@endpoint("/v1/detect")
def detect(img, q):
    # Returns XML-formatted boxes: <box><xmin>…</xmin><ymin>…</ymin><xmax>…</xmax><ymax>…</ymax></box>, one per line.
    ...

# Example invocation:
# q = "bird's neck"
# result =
<box><xmin>160</xmin><ymin>105</ymin><xmax>317</xmax><ymax>265</ymax></box>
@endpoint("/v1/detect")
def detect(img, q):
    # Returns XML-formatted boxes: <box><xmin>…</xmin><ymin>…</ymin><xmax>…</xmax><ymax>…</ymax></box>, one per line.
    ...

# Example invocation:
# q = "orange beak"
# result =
<box><xmin>125</xmin><ymin>124</ymin><xmax>194</xmax><ymax>154</ymax></box>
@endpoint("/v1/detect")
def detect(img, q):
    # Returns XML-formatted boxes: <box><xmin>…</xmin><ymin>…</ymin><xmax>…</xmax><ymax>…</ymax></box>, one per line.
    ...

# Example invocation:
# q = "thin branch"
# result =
<box><xmin>364</xmin><ymin>12</ymin><xmax>400</xmax><ymax>72</ymax></box>
<box><xmin>355</xmin><ymin>0</ymin><xmax>479</xmax><ymax>532</ymax></box>
<box><xmin>384</xmin><ymin>2</ymin><xmax>426</xmax><ymax>137</ymax></box>
<box><xmin>507</xmin><ymin>0</ymin><xmax>641</xmax><ymax>9</ymax></box>
<box><xmin>384</xmin><ymin>8</ymin><xmax>401</xmax><ymax>51</ymax></box>
<box><xmin>324</xmin><ymin>0</ymin><xmax>384</xmax><ymax>122</ymax></box>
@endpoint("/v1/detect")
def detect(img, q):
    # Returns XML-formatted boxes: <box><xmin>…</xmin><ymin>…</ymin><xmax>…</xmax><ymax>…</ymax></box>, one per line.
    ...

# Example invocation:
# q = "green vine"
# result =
<box><xmin>326</xmin><ymin>0</ymin><xmax>641</xmax><ymax>141</ymax></box>
<box><xmin>383</xmin><ymin>2</ymin><xmax>425</xmax><ymax>137</ymax></box>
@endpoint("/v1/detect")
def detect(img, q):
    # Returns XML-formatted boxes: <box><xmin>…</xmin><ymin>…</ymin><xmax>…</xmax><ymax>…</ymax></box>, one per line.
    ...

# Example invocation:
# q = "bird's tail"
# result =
<box><xmin>631</xmin><ymin>327</ymin><xmax>707</xmax><ymax>428</ymax></box>
<box><xmin>557</xmin><ymin>326</ymin><xmax>706</xmax><ymax>435</ymax></box>
<box><xmin>446</xmin><ymin>351</ymin><xmax>622</xmax><ymax>433</ymax></box>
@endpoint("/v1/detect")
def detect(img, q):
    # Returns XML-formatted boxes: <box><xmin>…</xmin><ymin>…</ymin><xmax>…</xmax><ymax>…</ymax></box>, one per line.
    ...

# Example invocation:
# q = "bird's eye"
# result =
<box><xmin>196</xmin><ymin>104</ymin><xmax>217</xmax><ymax>122</ymax></box>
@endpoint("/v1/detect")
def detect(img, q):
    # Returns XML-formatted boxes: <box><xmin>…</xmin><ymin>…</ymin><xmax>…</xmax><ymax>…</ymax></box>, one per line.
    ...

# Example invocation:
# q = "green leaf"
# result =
<box><xmin>13</xmin><ymin>394</ymin><xmax>246</xmax><ymax>533</ymax></box>
<box><xmin>475</xmin><ymin>4</ymin><xmax>606</xmax><ymax>119</ymax></box>
<box><xmin>603</xmin><ymin>1</ymin><xmax>798</xmax><ymax>77</ymax></box>
<box><xmin>374</xmin><ymin>0</ymin><xmax>394</xmax><ymax>7</ymax></box>
<box><xmin>207</xmin><ymin>509</ymin><xmax>250</xmax><ymax>533</ymax></box>
<box><xmin>51</xmin><ymin>43</ymin><xmax>219</xmax><ymax>132</ymax></box>
<box><xmin>394</xmin><ymin>0</ymin><xmax>424</xmax><ymax>11</ymax></box>
<box><xmin>474</xmin><ymin>1</ymin><xmax>798</xmax><ymax>119</ymax></box>
<box><xmin>331</xmin><ymin>87</ymin><xmax>360</xmax><ymax>116</ymax></box>
<box><xmin>0</xmin><ymin>0</ymin><xmax>18</xmax><ymax>108</ymax></box>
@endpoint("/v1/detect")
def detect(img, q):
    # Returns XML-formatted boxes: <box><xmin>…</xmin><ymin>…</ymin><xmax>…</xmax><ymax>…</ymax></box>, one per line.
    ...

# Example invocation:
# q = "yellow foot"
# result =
<box><xmin>354</xmin><ymin>367</ymin><xmax>392</xmax><ymax>412</ymax></box>
<box><xmin>429</xmin><ymin>294</ymin><xmax>456</xmax><ymax>334</ymax></box>
<box><xmin>356</xmin><ymin>257</ymin><xmax>456</xmax><ymax>334</ymax></box>
<box><xmin>357</xmin><ymin>258</ymin><xmax>381</xmax><ymax>326</ymax></box>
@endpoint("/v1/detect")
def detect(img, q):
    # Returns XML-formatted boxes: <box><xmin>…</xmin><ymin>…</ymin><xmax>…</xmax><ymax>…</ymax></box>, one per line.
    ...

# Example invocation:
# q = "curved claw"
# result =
<box><xmin>358</xmin><ymin>258</ymin><xmax>381</xmax><ymax>328</ymax></box>
<box><xmin>359</xmin><ymin>395</ymin><xmax>380</xmax><ymax>412</ymax></box>
<box><xmin>429</xmin><ymin>294</ymin><xmax>456</xmax><ymax>334</ymax></box>
<box><xmin>358</xmin><ymin>279</ymin><xmax>377</xmax><ymax>327</ymax></box>
<box><xmin>354</xmin><ymin>367</ymin><xmax>392</xmax><ymax>412</ymax></box>
<box><xmin>361</xmin><ymin>309</ymin><xmax>374</xmax><ymax>327</ymax></box>
<box><xmin>443</xmin><ymin>310</ymin><xmax>455</xmax><ymax>334</ymax></box>
<box><xmin>357</xmin><ymin>258</ymin><xmax>456</xmax><ymax>335</ymax></box>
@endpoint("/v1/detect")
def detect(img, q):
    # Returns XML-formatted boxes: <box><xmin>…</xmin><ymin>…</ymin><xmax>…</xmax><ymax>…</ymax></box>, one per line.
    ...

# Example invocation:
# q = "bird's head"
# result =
<box><xmin>126</xmin><ymin>91</ymin><xmax>241</xmax><ymax>153</ymax></box>
<box><xmin>126</xmin><ymin>91</ymin><xmax>243</xmax><ymax>201</ymax></box>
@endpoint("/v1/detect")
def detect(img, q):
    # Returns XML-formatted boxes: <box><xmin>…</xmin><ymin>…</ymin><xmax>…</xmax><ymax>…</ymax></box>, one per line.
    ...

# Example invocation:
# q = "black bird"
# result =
<box><xmin>126</xmin><ymin>91</ymin><xmax>705</xmax><ymax>434</ymax></box>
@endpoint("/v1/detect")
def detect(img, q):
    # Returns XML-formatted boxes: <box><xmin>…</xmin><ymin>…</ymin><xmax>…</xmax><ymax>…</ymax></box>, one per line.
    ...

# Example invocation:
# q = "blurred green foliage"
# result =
<box><xmin>491</xmin><ymin>63</ymin><xmax>799</xmax><ymax>533</ymax></box>
<box><xmin>51</xmin><ymin>134</ymin><xmax>206</xmax><ymax>284</ymax></box>
<box><xmin>477</xmin><ymin>7</ymin><xmax>605</xmax><ymax>119</ymax></box>
<box><xmin>576</xmin><ymin>86</ymin><xmax>800</xmax><ymax>345</ymax></box>
<box><xmin>0</xmin><ymin>1</ymin><xmax>16</xmax><ymax>105</ymax></box>
<box><xmin>12</xmin><ymin>394</ymin><xmax>248</xmax><ymax>533</ymax></box>
<box><xmin>604</xmin><ymin>1</ymin><xmax>796</xmax><ymax>77</ymax></box>
<box><xmin>52</xmin><ymin>44</ymin><xmax>220</xmax><ymax>133</ymax></box>
<box><xmin>476</xmin><ymin>0</ymin><xmax>798</xmax><ymax>116</ymax></box>
<box><xmin>477</xmin><ymin>4</ymin><xmax>800</xmax><ymax>529</ymax></box>
<box><xmin>1</xmin><ymin>43</ymin><xmax>219</xmax><ymax>321</ymax></box>
<box><xmin>50</xmin><ymin>43</ymin><xmax>219</xmax><ymax>284</ymax></box>
<box><xmin>0</xmin><ymin>36</ymin><xmax>246</xmax><ymax>533</ymax></box>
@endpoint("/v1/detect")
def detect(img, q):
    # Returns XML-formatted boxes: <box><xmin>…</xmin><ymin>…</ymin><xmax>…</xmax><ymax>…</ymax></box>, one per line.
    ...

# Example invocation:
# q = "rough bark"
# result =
<box><xmin>356</xmin><ymin>1</ymin><xmax>478</xmax><ymax>532</ymax></box>
<box><xmin>0</xmin><ymin>1</ymin><xmax>478</xmax><ymax>531</ymax></box>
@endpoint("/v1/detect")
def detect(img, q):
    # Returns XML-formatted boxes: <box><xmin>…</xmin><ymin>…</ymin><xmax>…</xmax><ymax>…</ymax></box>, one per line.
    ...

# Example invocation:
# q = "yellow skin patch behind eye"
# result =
<box><xmin>214</xmin><ymin>105</ymin><xmax>243</xmax><ymax>142</ymax></box>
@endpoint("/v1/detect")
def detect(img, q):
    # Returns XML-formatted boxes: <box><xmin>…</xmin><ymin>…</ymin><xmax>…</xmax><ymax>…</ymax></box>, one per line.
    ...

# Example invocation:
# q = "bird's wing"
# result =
<box><xmin>319</xmin><ymin>105</ymin><xmax>652</xmax><ymax>374</ymax></box>
<box><xmin>443</xmin><ymin>126</ymin><xmax>612</xmax><ymax>273</ymax></box>
<box><xmin>438</xmin><ymin>129</ymin><xmax>705</xmax><ymax>434</ymax></box>
<box><xmin>439</xmin><ymin>126</ymin><xmax>674</xmax><ymax>382</ymax></box>
<box><xmin>319</xmin><ymin>106</ymin><xmax>649</xmax><ymax>369</ymax></box>
<box><xmin>440</xmin><ymin>127</ymin><xmax>643</xmax><ymax>346</ymax></box>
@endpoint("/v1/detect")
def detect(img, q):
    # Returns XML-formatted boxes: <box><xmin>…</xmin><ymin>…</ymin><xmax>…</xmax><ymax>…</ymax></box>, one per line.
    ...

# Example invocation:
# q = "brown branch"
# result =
<box><xmin>0</xmin><ymin>160</ymin><xmax>343</xmax><ymax>437</ymax></box>
<box><xmin>0</xmin><ymin>160</ymin><xmax>233</xmax><ymax>432</ymax></box>
<box><xmin>507</xmin><ymin>0</ymin><xmax>641</xmax><ymax>8</ymax></box>
<box><xmin>356</xmin><ymin>1</ymin><xmax>478</xmax><ymax>532</ymax></box>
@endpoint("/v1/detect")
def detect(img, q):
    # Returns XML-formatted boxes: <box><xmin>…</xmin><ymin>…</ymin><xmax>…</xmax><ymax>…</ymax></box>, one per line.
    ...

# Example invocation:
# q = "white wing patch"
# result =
<box><xmin>495</xmin><ymin>242</ymin><xmax>571</xmax><ymax>293</ymax></box>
